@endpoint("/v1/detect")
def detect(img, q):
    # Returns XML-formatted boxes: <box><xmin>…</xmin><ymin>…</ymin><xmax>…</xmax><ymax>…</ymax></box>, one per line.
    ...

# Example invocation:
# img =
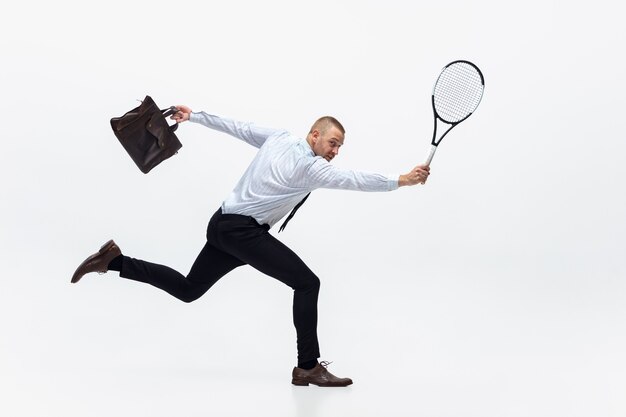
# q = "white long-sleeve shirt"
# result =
<box><xmin>190</xmin><ymin>112</ymin><xmax>399</xmax><ymax>227</ymax></box>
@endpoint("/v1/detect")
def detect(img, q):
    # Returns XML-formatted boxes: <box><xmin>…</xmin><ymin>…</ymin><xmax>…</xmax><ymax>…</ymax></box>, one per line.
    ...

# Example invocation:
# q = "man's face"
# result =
<box><xmin>311</xmin><ymin>126</ymin><xmax>344</xmax><ymax>162</ymax></box>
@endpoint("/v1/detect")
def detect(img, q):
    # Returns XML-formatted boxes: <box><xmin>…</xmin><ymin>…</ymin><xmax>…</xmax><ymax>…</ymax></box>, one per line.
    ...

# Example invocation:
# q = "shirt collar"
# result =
<box><xmin>298</xmin><ymin>137</ymin><xmax>315</xmax><ymax>157</ymax></box>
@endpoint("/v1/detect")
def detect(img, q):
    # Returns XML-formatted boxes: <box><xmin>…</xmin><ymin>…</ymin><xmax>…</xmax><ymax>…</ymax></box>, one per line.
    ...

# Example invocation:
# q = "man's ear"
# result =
<box><xmin>311</xmin><ymin>129</ymin><xmax>320</xmax><ymax>144</ymax></box>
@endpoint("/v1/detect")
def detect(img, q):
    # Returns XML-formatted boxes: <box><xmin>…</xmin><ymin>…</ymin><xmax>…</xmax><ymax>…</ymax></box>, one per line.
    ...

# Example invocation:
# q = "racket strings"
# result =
<box><xmin>434</xmin><ymin>62</ymin><xmax>483</xmax><ymax>123</ymax></box>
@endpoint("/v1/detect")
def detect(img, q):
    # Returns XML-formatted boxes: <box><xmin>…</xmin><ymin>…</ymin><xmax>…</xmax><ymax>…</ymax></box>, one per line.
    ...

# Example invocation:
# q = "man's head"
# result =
<box><xmin>306</xmin><ymin>116</ymin><xmax>345</xmax><ymax>162</ymax></box>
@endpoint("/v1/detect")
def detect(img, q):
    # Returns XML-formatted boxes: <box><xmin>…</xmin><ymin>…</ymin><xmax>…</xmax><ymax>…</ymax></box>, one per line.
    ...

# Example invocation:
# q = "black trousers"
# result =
<box><xmin>117</xmin><ymin>208</ymin><xmax>321</xmax><ymax>363</ymax></box>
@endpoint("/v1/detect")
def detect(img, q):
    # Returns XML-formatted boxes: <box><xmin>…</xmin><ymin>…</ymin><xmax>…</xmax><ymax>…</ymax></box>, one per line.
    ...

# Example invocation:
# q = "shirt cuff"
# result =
<box><xmin>387</xmin><ymin>174</ymin><xmax>400</xmax><ymax>191</ymax></box>
<box><xmin>189</xmin><ymin>111</ymin><xmax>203</xmax><ymax>123</ymax></box>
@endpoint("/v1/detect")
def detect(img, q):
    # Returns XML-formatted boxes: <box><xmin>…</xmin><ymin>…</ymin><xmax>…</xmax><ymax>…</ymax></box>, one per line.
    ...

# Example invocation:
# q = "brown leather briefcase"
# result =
<box><xmin>110</xmin><ymin>96</ymin><xmax>182</xmax><ymax>174</ymax></box>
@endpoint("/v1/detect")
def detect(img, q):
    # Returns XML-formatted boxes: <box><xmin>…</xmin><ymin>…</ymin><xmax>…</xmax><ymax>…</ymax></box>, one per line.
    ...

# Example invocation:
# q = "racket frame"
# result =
<box><xmin>425</xmin><ymin>60</ymin><xmax>484</xmax><ymax>166</ymax></box>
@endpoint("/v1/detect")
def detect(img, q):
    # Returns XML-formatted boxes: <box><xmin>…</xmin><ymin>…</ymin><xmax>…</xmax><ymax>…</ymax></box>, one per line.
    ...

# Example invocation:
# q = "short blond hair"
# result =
<box><xmin>309</xmin><ymin>116</ymin><xmax>345</xmax><ymax>135</ymax></box>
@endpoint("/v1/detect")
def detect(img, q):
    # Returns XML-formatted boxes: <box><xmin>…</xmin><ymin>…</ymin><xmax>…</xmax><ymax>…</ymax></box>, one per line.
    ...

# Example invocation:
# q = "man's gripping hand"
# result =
<box><xmin>170</xmin><ymin>105</ymin><xmax>193</xmax><ymax>123</ymax></box>
<box><xmin>399</xmin><ymin>164</ymin><xmax>430</xmax><ymax>187</ymax></box>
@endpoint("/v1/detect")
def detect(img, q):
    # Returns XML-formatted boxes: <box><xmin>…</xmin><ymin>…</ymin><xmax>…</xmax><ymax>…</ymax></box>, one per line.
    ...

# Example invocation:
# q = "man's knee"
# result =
<box><xmin>300</xmin><ymin>272</ymin><xmax>320</xmax><ymax>293</ymax></box>
<box><xmin>311</xmin><ymin>275</ymin><xmax>320</xmax><ymax>290</ymax></box>
<box><xmin>179</xmin><ymin>293</ymin><xmax>200</xmax><ymax>303</ymax></box>
<box><xmin>177</xmin><ymin>286</ymin><xmax>207</xmax><ymax>303</ymax></box>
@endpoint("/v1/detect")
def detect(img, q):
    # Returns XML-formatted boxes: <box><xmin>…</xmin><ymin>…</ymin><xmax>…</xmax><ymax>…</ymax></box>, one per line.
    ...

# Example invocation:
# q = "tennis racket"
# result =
<box><xmin>424</xmin><ymin>60</ymin><xmax>485</xmax><ymax>165</ymax></box>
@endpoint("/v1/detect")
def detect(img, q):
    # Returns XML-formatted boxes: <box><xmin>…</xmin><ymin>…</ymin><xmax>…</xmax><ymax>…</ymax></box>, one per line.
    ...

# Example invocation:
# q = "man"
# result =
<box><xmin>71</xmin><ymin>106</ymin><xmax>430</xmax><ymax>387</ymax></box>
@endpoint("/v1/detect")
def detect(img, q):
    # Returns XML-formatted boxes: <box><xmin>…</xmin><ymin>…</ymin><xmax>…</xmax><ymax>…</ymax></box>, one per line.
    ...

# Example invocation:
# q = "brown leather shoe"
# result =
<box><xmin>71</xmin><ymin>240</ymin><xmax>121</xmax><ymax>283</ymax></box>
<box><xmin>292</xmin><ymin>361</ymin><xmax>353</xmax><ymax>387</ymax></box>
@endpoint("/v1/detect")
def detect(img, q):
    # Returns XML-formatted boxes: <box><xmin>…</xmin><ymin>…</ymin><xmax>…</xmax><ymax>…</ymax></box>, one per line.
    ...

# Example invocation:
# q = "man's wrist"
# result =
<box><xmin>188</xmin><ymin>111</ymin><xmax>201</xmax><ymax>123</ymax></box>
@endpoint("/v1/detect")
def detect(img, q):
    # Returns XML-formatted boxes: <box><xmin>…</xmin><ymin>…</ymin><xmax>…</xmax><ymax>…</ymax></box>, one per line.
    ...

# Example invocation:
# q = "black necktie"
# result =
<box><xmin>278</xmin><ymin>193</ymin><xmax>311</xmax><ymax>233</ymax></box>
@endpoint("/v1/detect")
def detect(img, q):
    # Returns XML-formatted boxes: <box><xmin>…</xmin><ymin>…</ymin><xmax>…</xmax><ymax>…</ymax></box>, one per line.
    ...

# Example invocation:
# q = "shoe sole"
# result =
<box><xmin>291</xmin><ymin>378</ymin><xmax>353</xmax><ymax>387</ymax></box>
<box><xmin>70</xmin><ymin>239</ymin><xmax>117</xmax><ymax>284</ymax></box>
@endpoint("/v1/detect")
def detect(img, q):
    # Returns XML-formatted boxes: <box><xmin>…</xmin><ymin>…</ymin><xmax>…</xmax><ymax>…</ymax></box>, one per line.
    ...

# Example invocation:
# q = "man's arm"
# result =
<box><xmin>171</xmin><ymin>105</ymin><xmax>285</xmax><ymax>149</ymax></box>
<box><xmin>304</xmin><ymin>160</ymin><xmax>430</xmax><ymax>192</ymax></box>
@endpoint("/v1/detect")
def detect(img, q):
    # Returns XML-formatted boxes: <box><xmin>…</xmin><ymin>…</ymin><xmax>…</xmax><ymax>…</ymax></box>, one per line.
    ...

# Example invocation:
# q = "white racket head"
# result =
<box><xmin>432</xmin><ymin>60</ymin><xmax>485</xmax><ymax>124</ymax></box>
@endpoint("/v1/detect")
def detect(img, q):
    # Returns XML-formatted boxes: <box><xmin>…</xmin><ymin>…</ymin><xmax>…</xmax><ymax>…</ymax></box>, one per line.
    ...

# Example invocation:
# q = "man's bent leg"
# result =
<box><xmin>116</xmin><ymin>241</ymin><xmax>244</xmax><ymax>303</ymax></box>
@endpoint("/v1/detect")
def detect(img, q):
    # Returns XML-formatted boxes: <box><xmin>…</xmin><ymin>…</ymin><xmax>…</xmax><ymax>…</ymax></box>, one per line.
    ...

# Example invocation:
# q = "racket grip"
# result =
<box><xmin>425</xmin><ymin>144</ymin><xmax>438</xmax><ymax>166</ymax></box>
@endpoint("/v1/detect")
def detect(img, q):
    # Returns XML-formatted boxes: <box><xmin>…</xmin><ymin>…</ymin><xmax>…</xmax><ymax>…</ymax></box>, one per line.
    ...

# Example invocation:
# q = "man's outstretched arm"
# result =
<box><xmin>304</xmin><ymin>159</ymin><xmax>431</xmax><ymax>192</ymax></box>
<box><xmin>171</xmin><ymin>105</ymin><xmax>285</xmax><ymax>149</ymax></box>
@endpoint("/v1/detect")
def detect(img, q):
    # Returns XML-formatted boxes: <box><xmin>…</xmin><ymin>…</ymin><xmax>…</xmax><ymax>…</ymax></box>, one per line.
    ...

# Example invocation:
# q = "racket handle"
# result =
<box><xmin>425</xmin><ymin>144</ymin><xmax>438</xmax><ymax>166</ymax></box>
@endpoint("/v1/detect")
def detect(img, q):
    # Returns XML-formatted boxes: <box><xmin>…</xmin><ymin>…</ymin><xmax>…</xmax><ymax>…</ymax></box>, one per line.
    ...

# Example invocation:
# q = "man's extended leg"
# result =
<box><xmin>71</xmin><ymin>233</ymin><xmax>244</xmax><ymax>303</ymax></box>
<box><xmin>113</xmin><ymin>241</ymin><xmax>245</xmax><ymax>303</ymax></box>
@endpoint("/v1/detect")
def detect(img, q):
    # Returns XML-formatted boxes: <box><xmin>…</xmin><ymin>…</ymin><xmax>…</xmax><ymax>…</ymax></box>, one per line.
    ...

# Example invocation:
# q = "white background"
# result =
<box><xmin>1</xmin><ymin>1</ymin><xmax>625</xmax><ymax>416</ymax></box>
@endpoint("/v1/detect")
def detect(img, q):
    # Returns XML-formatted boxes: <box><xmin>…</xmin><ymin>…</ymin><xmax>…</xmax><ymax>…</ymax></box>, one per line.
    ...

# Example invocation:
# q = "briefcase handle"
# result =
<box><xmin>162</xmin><ymin>106</ymin><xmax>179</xmax><ymax>133</ymax></box>
<box><xmin>113</xmin><ymin>103</ymin><xmax>180</xmax><ymax>133</ymax></box>
<box><xmin>147</xmin><ymin>107</ymin><xmax>180</xmax><ymax>148</ymax></box>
